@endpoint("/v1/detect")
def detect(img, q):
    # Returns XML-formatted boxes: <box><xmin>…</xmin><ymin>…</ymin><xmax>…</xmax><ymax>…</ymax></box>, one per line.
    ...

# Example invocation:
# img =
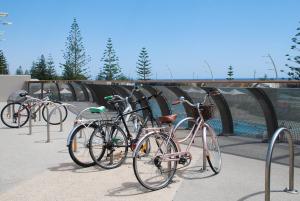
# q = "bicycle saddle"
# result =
<box><xmin>158</xmin><ymin>114</ymin><xmax>177</xmax><ymax>124</ymax></box>
<box><xmin>89</xmin><ymin>106</ymin><xmax>106</xmax><ymax>113</ymax></box>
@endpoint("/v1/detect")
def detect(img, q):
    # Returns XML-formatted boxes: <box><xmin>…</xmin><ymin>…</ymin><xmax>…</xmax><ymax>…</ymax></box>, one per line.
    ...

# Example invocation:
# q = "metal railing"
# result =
<box><xmin>265</xmin><ymin>127</ymin><xmax>298</xmax><ymax>201</ymax></box>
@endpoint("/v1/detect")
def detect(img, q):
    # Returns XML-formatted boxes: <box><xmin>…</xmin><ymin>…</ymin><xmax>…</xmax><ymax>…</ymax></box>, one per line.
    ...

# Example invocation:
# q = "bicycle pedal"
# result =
<box><xmin>179</xmin><ymin>157</ymin><xmax>187</xmax><ymax>165</ymax></box>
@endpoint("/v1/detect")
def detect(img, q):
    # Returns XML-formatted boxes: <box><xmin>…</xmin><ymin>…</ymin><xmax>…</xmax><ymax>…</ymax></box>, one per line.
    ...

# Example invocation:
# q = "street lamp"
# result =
<box><xmin>263</xmin><ymin>54</ymin><xmax>278</xmax><ymax>80</ymax></box>
<box><xmin>204</xmin><ymin>60</ymin><xmax>214</xmax><ymax>80</ymax></box>
<box><xmin>166</xmin><ymin>65</ymin><xmax>173</xmax><ymax>81</ymax></box>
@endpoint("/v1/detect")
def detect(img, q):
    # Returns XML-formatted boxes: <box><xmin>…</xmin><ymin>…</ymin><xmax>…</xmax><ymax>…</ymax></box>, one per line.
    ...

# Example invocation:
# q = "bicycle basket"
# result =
<box><xmin>199</xmin><ymin>104</ymin><xmax>214</xmax><ymax>121</ymax></box>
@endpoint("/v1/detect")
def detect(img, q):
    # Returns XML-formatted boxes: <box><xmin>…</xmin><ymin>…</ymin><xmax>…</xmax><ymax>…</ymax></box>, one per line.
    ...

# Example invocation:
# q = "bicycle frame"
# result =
<box><xmin>134</xmin><ymin>105</ymin><xmax>216</xmax><ymax>170</ymax></box>
<box><xmin>114</xmin><ymin>102</ymin><xmax>155</xmax><ymax>141</ymax></box>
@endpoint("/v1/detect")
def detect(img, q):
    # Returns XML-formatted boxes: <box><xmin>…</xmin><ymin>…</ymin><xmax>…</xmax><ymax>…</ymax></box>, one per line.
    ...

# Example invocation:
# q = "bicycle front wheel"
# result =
<box><xmin>68</xmin><ymin>123</ymin><xmax>99</xmax><ymax>167</ymax></box>
<box><xmin>89</xmin><ymin>123</ymin><xmax>128</xmax><ymax>169</ymax></box>
<box><xmin>133</xmin><ymin>132</ymin><xmax>178</xmax><ymax>191</ymax></box>
<box><xmin>1</xmin><ymin>102</ymin><xmax>29</xmax><ymax>128</ymax></box>
<box><xmin>204</xmin><ymin>125</ymin><xmax>222</xmax><ymax>174</ymax></box>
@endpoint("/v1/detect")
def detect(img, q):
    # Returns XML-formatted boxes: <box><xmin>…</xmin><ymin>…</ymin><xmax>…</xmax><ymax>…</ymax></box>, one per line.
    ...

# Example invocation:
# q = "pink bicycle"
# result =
<box><xmin>132</xmin><ymin>91</ymin><xmax>222</xmax><ymax>190</ymax></box>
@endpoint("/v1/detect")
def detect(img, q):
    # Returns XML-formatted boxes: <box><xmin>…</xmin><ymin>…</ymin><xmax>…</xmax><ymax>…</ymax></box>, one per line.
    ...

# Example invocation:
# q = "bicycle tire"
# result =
<box><xmin>1</xmin><ymin>102</ymin><xmax>29</xmax><ymax>128</ymax></box>
<box><xmin>89</xmin><ymin>122</ymin><xmax>128</xmax><ymax>169</ymax></box>
<box><xmin>133</xmin><ymin>132</ymin><xmax>178</xmax><ymax>191</ymax></box>
<box><xmin>68</xmin><ymin>123</ymin><xmax>100</xmax><ymax>167</ymax></box>
<box><xmin>204</xmin><ymin>125</ymin><xmax>222</xmax><ymax>174</ymax></box>
<box><xmin>42</xmin><ymin>101</ymin><xmax>68</xmax><ymax>125</ymax></box>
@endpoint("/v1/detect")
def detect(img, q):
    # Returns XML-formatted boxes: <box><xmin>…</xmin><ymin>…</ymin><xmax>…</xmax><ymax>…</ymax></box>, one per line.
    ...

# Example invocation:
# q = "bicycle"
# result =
<box><xmin>1</xmin><ymin>91</ymin><xmax>68</xmax><ymax>128</ymax></box>
<box><xmin>66</xmin><ymin>89</ymin><xmax>144</xmax><ymax>168</ymax></box>
<box><xmin>132</xmin><ymin>91</ymin><xmax>222</xmax><ymax>190</ymax></box>
<box><xmin>88</xmin><ymin>89</ymin><xmax>162</xmax><ymax>169</ymax></box>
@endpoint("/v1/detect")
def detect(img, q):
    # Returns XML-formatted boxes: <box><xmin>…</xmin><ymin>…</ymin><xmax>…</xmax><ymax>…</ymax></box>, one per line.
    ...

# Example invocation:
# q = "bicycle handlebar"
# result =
<box><xmin>105</xmin><ymin>87</ymin><xmax>162</xmax><ymax>105</ymax></box>
<box><xmin>130</xmin><ymin>90</ymin><xmax>162</xmax><ymax>105</ymax></box>
<box><xmin>172</xmin><ymin>90</ymin><xmax>220</xmax><ymax>107</ymax></box>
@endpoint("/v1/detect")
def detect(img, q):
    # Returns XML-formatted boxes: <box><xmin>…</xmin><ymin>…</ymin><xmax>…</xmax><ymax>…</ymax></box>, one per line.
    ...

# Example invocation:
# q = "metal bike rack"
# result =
<box><xmin>265</xmin><ymin>127</ymin><xmax>298</xmax><ymax>201</ymax></box>
<box><xmin>24</xmin><ymin>100</ymin><xmax>65</xmax><ymax>143</ymax></box>
<box><xmin>46</xmin><ymin>103</ymin><xmax>64</xmax><ymax>142</ymax></box>
<box><xmin>46</xmin><ymin>103</ymin><xmax>78</xmax><ymax>143</ymax></box>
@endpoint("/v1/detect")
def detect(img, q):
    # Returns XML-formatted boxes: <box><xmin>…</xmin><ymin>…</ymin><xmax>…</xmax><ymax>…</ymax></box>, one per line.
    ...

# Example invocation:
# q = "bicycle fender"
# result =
<box><xmin>66</xmin><ymin>124</ymin><xmax>83</xmax><ymax>146</ymax></box>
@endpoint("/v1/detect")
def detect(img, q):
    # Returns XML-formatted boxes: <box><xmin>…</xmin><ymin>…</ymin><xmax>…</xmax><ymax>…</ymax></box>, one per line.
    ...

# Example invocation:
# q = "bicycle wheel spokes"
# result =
<box><xmin>133</xmin><ymin>132</ymin><xmax>178</xmax><ymax>191</ymax></box>
<box><xmin>89</xmin><ymin>123</ymin><xmax>128</xmax><ymax>169</ymax></box>
<box><xmin>205</xmin><ymin>126</ymin><xmax>222</xmax><ymax>174</ymax></box>
<box><xmin>68</xmin><ymin>125</ymin><xmax>97</xmax><ymax>167</ymax></box>
<box><xmin>1</xmin><ymin>102</ymin><xmax>29</xmax><ymax>128</ymax></box>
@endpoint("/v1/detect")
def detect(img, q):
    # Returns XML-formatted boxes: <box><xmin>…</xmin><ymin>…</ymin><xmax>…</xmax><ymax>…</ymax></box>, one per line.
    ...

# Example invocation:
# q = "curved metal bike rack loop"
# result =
<box><xmin>46</xmin><ymin>103</ymin><xmax>77</xmax><ymax>143</ymax></box>
<box><xmin>265</xmin><ymin>127</ymin><xmax>298</xmax><ymax>201</ymax></box>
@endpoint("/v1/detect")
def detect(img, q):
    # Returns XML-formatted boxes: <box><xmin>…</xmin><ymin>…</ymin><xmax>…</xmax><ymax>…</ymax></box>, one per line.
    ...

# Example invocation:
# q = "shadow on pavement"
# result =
<box><xmin>48</xmin><ymin>162</ymin><xmax>103</xmax><ymax>173</ymax></box>
<box><xmin>106</xmin><ymin>181</ymin><xmax>161</xmax><ymax>197</ymax></box>
<box><xmin>237</xmin><ymin>190</ymin><xmax>286</xmax><ymax>201</ymax></box>
<box><xmin>176</xmin><ymin>165</ymin><xmax>215</xmax><ymax>180</ymax></box>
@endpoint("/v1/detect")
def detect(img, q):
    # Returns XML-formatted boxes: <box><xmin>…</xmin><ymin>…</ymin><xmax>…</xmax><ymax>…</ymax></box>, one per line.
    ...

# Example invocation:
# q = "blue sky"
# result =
<box><xmin>1</xmin><ymin>0</ymin><xmax>300</xmax><ymax>79</ymax></box>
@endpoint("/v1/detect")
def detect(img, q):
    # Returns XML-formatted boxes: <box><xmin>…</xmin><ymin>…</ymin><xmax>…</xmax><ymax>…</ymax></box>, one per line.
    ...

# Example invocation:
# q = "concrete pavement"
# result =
<box><xmin>0</xmin><ymin>102</ymin><xmax>299</xmax><ymax>201</ymax></box>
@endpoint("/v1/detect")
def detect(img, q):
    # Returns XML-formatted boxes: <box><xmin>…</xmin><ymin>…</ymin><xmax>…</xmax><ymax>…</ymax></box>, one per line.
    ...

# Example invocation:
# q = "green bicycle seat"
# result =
<box><xmin>104</xmin><ymin>95</ymin><xmax>113</xmax><ymax>101</ymax></box>
<box><xmin>89</xmin><ymin>106</ymin><xmax>106</xmax><ymax>113</ymax></box>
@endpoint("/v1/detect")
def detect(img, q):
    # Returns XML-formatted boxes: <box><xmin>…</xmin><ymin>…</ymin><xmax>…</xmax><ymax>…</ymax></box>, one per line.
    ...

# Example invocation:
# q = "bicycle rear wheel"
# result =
<box><xmin>89</xmin><ymin>123</ymin><xmax>128</xmax><ymax>169</ymax></box>
<box><xmin>204</xmin><ymin>125</ymin><xmax>222</xmax><ymax>174</ymax></box>
<box><xmin>1</xmin><ymin>102</ymin><xmax>29</xmax><ymax>128</ymax></box>
<box><xmin>68</xmin><ymin>123</ymin><xmax>99</xmax><ymax>167</ymax></box>
<box><xmin>133</xmin><ymin>132</ymin><xmax>178</xmax><ymax>191</ymax></box>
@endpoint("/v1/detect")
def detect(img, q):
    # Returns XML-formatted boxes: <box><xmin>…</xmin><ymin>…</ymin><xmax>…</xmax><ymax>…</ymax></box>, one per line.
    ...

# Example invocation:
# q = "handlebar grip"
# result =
<box><xmin>104</xmin><ymin>95</ymin><xmax>113</xmax><ymax>101</ymax></box>
<box><xmin>172</xmin><ymin>100</ymin><xmax>181</xmax><ymax>105</ymax></box>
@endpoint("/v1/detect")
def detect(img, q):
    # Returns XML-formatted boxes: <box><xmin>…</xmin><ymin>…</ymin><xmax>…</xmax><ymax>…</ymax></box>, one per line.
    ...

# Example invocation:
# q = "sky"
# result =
<box><xmin>0</xmin><ymin>0</ymin><xmax>300</xmax><ymax>79</ymax></box>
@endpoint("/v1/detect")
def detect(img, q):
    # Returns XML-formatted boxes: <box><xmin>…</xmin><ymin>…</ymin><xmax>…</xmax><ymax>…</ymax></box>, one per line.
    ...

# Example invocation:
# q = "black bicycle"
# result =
<box><xmin>88</xmin><ymin>90</ymin><xmax>162</xmax><ymax>169</ymax></box>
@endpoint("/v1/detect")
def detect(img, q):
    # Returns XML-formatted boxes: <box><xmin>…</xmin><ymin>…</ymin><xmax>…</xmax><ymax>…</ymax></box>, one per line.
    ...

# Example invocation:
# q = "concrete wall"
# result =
<box><xmin>0</xmin><ymin>75</ymin><xmax>31</xmax><ymax>101</ymax></box>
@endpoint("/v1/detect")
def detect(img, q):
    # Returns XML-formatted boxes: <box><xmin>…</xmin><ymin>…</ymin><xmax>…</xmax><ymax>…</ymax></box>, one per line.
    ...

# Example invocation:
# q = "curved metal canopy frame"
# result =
<box><xmin>76</xmin><ymin>82</ymin><xmax>90</xmax><ymax>101</ymax></box>
<box><xmin>85</xmin><ymin>84</ymin><xmax>115</xmax><ymax>108</ymax></box>
<box><xmin>67</xmin><ymin>82</ymin><xmax>77</xmax><ymax>101</ymax></box>
<box><xmin>142</xmin><ymin>85</ymin><xmax>171</xmax><ymax>116</ymax></box>
<box><xmin>166</xmin><ymin>86</ymin><xmax>195</xmax><ymax>118</ymax></box>
<box><xmin>247</xmin><ymin>88</ymin><xmax>278</xmax><ymax>141</ymax></box>
<box><xmin>202</xmin><ymin>87</ymin><xmax>234</xmax><ymax>135</ymax></box>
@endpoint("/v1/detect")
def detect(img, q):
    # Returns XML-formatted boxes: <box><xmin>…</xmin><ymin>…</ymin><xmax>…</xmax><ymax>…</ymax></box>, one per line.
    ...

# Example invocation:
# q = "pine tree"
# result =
<box><xmin>226</xmin><ymin>65</ymin><xmax>234</xmax><ymax>80</ymax></box>
<box><xmin>30</xmin><ymin>55</ymin><xmax>49</xmax><ymax>80</ymax></box>
<box><xmin>285</xmin><ymin>22</ymin><xmax>300</xmax><ymax>80</ymax></box>
<box><xmin>0</xmin><ymin>50</ymin><xmax>9</xmax><ymax>74</ymax></box>
<box><xmin>136</xmin><ymin>47</ymin><xmax>152</xmax><ymax>80</ymax></box>
<box><xmin>62</xmin><ymin>18</ymin><xmax>89</xmax><ymax>80</ymax></box>
<box><xmin>98</xmin><ymin>38</ymin><xmax>121</xmax><ymax>80</ymax></box>
<box><xmin>24</xmin><ymin>69</ymin><xmax>30</xmax><ymax>75</ymax></box>
<box><xmin>16</xmin><ymin>66</ymin><xmax>23</xmax><ymax>75</ymax></box>
<box><xmin>47</xmin><ymin>55</ymin><xmax>57</xmax><ymax>79</ymax></box>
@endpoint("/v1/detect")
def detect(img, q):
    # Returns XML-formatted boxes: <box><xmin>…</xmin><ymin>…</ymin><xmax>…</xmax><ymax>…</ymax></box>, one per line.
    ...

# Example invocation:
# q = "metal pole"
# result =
<box><xmin>202</xmin><ymin>126</ymin><xmax>207</xmax><ymax>170</ymax></box>
<box><xmin>38</xmin><ymin>107</ymin><xmax>41</xmax><ymax>121</ymax></box>
<box><xmin>265</xmin><ymin>127</ymin><xmax>298</xmax><ymax>201</ymax></box>
<box><xmin>46</xmin><ymin>105</ymin><xmax>50</xmax><ymax>143</ymax></box>
<box><xmin>28</xmin><ymin>106</ymin><xmax>32</xmax><ymax>135</ymax></box>
<box><xmin>267</xmin><ymin>54</ymin><xmax>278</xmax><ymax>80</ymax></box>
<box><xmin>59</xmin><ymin>106</ymin><xmax>63</xmax><ymax>132</ymax></box>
